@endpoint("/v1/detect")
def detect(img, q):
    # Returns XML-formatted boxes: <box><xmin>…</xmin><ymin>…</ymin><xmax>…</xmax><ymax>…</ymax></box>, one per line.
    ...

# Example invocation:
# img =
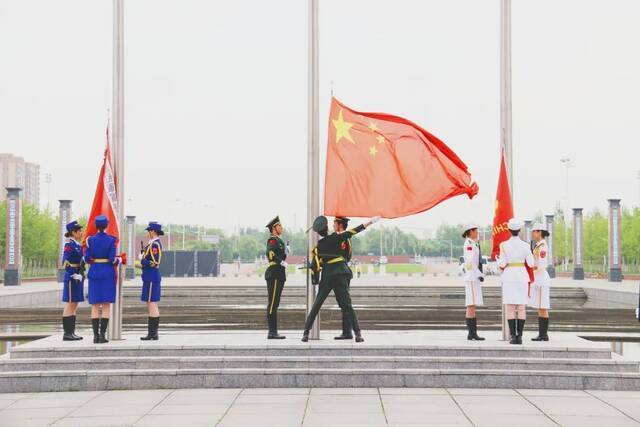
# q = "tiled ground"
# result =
<box><xmin>0</xmin><ymin>388</ymin><xmax>639</xmax><ymax>427</ymax></box>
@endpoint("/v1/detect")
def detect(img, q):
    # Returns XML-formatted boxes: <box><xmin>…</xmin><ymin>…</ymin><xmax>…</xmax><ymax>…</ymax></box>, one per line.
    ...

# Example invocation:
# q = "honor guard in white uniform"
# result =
<box><xmin>528</xmin><ymin>223</ymin><xmax>551</xmax><ymax>341</ymax></box>
<box><xmin>498</xmin><ymin>219</ymin><xmax>535</xmax><ymax>344</ymax></box>
<box><xmin>462</xmin><ymin>224</ymin><xmax>485</xmax><ymax>340</ymax></box>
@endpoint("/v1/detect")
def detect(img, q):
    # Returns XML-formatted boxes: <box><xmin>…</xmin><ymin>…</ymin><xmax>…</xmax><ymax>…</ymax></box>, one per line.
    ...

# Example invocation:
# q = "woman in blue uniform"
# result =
<box><xmin>84</xmin><ymin>215</ymin><xmax>120</xmax><ymax>344</ymax></box>
<box><xmin>138</xmin><ymin>222</ymin><xmax>163</xmax><ymax>340</ymax></box>
<box><xmin>61</xmin><ymin>220</ymin><xmax>85</xmax><ymax>341</ymax></box>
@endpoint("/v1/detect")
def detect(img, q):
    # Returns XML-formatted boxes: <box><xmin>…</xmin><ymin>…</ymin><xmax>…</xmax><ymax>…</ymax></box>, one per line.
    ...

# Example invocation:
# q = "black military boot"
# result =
<box><xmin>70</xmin><ymin>315</ymin><xmax>83</xmax><ymax>340</ymax></box>
<box><xmin>141</xmin><ymin>317</ymin><xmax>160</xmax><ymax>341</ymax></box>
<box><xmin>301</xmin><ymin>330</ymin><xmax>310</xmax><ymax>342</ymax></box>
<box><xmin>508</xmin><ymin>319</ymin><xmax>518</xmax><ymax>344</ymax></box>
<box><xmin>62</xmin><ymin>316</ymin><xmax>75</xmax><ymax>341</ymax></box>
<box><xmin>531</xmin><ymin>317</ymin><xmax>549</xmax><ymax>341</ymax></box>
<box><xmin>466</xmin><ymin>318</ymin><xmax>485</xmax><ymax>341</ymax></box>
<box><xmin>98</xmin><ymin>318</ymin><xmax>109</xmax><ymax>344</ymax></box>
<box><xmin>92</xmin><ymin>318</ymin><xmax>100</xmax><ymax>344</ymax></box>
<box><xmin>267</xmin><ymin>313</ymin><xmax>285</xmax><ymax>339</ymax></box>
<box><xmin>516</xmin><ymin>319</ymin><xmax>526</xmax><ymax>345</ymax></box>
<box><xmin>354</xmin><ymin>330</ymin><xmax>364</xmax><ymax>343</ymax></box>
<box><xmin>335</xmin><ymin>314</ymin><xmax>353</xmax><ymax>340</ymax></box>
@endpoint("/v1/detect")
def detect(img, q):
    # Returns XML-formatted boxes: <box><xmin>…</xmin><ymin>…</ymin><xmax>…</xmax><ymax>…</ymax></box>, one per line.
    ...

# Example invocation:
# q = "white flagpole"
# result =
<box><xmin>500</xmin><ymin>0</ymin><xmax>512</xmax><ymax>341</ymax></box>
<box><xmin>110</xmin><ymin>0</ymin><xmax>125</xmax><ymax>340</ymax></box>
<box><xmin>307</xmin><ymin>0</ymin><xmax>320</xmax><ymax>340</ymax></box>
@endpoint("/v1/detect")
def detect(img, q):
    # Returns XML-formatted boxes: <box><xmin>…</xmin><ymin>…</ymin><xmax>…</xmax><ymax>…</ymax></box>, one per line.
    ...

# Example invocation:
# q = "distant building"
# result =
<box><xmin>0</xmin><ymin>154</ymin><xmax>40</xmax><ymax>206</ymax></box>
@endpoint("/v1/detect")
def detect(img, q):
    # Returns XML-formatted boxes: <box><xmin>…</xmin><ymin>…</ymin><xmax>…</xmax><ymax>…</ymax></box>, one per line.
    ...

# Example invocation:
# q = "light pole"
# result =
<box><xmin>560</xmin><ymin>157</ymin><xmax>571</xmax><ymax>263</ymax></box>
<box><xmin>45</xmin><ymin>173</ymin><xmax>52</xmax><ymax>212</ymax></box>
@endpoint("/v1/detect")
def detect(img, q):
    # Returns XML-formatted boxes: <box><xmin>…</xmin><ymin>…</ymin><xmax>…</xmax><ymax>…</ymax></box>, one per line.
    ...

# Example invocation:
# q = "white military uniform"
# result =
<box><xmin>529</xmin><ymin>239</ymin><xmax>551</xmax><ymax>309</ymax></box>
<box><xmin>498</xmin><ymin>236</ymin><xmax>534</xmax><ymax>305</ymax></box>
<box><xmin>463</xmin><ymin>237</ymin><xmax>484</xmax><ymax>306</ymax></box>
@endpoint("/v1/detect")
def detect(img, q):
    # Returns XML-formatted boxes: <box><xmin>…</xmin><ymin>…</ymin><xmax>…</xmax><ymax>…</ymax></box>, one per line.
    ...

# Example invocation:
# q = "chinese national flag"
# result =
<box><xmin>324</xmin><ymin>98</ymin><xmax>479</xmax><ymax>219</ymax></box>
<box><xmin>83</xmin><ymin>126</ymin><xmax>120</xmax><ymax>247</ymax></box>
<box><xmin>491</xmin><ymin>150</ymin><xmax>514</xmax><ymax>258</ymax></box>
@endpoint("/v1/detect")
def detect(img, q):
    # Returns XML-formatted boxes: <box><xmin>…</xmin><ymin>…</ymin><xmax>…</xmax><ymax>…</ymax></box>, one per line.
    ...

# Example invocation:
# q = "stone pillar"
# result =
<box><xmin>57</xmin><ymin>200</ymin><xmax>72</xmax><ymax>282</ymax></box>
<box><xmin>523</xmin><ymin>220</ymin><xmax>533</xmax><ymax>243</ymax></box>
<box><xmin>545</xmin><ymin>214</ymin><xmax>556</xmax><ymax>278</ymax></box>
<box><xmin>608</xmin><ymin>199</ymin><xmax>622</xmax><ymax>282</ymax></box>
<box><xmin>572</xmin><ymin>208</ymin><xmax>584</xmax><ymax>280</ymax></box>
<box><xmin>125</xmin><ymin>216</ymin><xmax>136</xmax><ymax>279</ymax></box>
<box><xmin>4</xmin><ymin>188</ymin><xmax>23</xmax><ymax>286</ymax></box>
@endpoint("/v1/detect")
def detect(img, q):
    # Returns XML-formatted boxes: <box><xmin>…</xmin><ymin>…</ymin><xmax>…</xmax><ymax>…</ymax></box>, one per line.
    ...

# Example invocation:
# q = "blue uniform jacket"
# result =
<box><xmin>83</xmin><ymin>231</ymin><xmax>117</xmax><ymax>280</ymax></box>
<box><xmin>141</xmin><ymin>239</ymin><xmax>162</xmax><ymax>283</ymax></box>
<box><xmin>62</xmin><ymin>239</ymin><xmax>84</xmax><ymax>277</ymax></box>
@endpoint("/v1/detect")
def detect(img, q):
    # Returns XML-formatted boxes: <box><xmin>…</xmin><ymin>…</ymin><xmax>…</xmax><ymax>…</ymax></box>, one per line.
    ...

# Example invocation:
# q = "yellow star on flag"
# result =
<box><xmin>369</xmin><ymin>146</ymin><xmax>378</xmax><ymax>157</ymax></box>
<box><xmin>368</xmin><ymin>121</ymin><xmax>378</xmax><ymax>132</ymax></box>
<box><xmin>376</xmin><ymin>134</ymin><xmax>386</xmax><ymax>145</ymax></box>
<box><xmin>332</xmin><ymin>109</ymin><xmax>355</xmax><ymax>144</ymax></box>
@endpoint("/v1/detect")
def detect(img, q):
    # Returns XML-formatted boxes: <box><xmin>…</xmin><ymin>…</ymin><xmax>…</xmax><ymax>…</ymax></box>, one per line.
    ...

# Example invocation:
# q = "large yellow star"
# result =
<box><xmin>332</xmin><ymin>109</ymin><xmax>355</xmax><ymax>144</ymax></box>
<box><xmin>369</xmin><ymin>146</ymin><xmax>378</xmax><ymax>157</ymax></box>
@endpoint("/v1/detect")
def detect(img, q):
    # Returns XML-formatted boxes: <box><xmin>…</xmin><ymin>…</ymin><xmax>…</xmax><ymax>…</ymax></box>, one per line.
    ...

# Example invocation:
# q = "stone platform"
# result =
<box><xmin>1</xmin><ymin>330</ymin><xmax>639</xmax><ymax>392</ymax></box>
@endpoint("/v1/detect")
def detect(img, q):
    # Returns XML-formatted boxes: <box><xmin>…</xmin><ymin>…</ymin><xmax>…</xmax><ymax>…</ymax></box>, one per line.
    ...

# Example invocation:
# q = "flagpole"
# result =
<box><xmin>306</xmin><ymin>0</ymin><xmax>320</xmax><ymax>340</ymax></box>
<box><xmin>500</xmin><ymin>0</ymin><xmax>512</xmax><ymax>341</ymax></box>
<box><xmin>110</xmin><ymin>0</ymin><xmax>125</xmax><ymax>340</ymax></box>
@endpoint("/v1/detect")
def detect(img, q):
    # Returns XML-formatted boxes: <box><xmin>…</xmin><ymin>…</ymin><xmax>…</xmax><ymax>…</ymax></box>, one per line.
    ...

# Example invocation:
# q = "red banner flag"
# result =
<box><xmin>83</xmin><ymin>126</ymin><xmax>120</xmax><ymax>246</ymax></box>
<box><xmin>491</xmin><ymin>150</ymin><xmax>514</xmax><ymax>258</ymax></box>
<box><xmin>324</xmin><ymin>98</ymin><xmax>479</xmax><ymax>218</ymax></box>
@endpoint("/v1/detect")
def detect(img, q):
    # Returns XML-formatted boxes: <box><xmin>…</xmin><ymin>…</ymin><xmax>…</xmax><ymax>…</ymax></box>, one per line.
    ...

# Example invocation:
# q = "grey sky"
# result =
<box><xmin>1</xmin><ymin>0</ymin><xmax>638</xmax><ymax>235</ymax></box>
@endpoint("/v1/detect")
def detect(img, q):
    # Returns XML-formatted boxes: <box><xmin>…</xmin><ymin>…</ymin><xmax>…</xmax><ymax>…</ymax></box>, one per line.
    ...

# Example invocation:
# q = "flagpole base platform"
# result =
<box><xmin>2</xmin><ymin>330</ymin><xmax>639</xmax><ymax>392</ymax></box>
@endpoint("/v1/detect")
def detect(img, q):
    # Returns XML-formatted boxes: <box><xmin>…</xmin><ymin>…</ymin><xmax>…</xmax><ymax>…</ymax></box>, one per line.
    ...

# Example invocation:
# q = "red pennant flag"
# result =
<box><xmin>84</xmin><ymin>126</ymin><xmax>120</xmax><ymax>247</ymax></box>
<box><xmin>324</xmin><ymin>98</ymin><xmax>479</xmax><ymax>218</ymax></box>
<box><xmin>491</xmin><ymin>150</ymin><xmax>514</xmax><ymax>258</ymax></box>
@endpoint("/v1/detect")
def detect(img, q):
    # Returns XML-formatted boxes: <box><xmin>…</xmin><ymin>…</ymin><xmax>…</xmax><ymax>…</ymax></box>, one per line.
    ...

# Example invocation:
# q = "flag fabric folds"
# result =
<box><xmin>323</xmin><ymin>98</ymin><xmax>479</xmax><ymax>219</ymax></box>
<box><xmin>491</xmin><ymin>150</ymin><xmax>514</xmax><ymax>259</ymax></box>
<box><xmin>84</xmin><ymin>126</ymin><xmax>120</xmax><ymax>247</ymax></box>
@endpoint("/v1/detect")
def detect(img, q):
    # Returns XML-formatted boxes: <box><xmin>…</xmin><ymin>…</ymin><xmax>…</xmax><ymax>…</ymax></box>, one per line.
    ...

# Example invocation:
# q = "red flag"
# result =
<box><xmin>491</xmin><ymin>150</ymin><xmax>514</xmax><ymax>258</ymax></box>
<box><xmin>84</xmin><ymin>126</ymin><xmax>120</xmax><ymax>246</ymax></box>
<box><xmin>324</xmin><ymin>98</ymin><xmax>479</xmax><ymax>218</ymax></box>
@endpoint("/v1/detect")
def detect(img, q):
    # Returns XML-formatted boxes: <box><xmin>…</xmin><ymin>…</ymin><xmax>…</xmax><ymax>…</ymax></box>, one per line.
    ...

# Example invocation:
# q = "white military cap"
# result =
<box><xmin>462</xmin><ymin>224</ymin><xmax>478</xmax><ymax>238</ymax></box>
<box><xmin>507</xmin><ymin>218</ymin><xmax>523</xmax><ymax>231</ymax></box>
<box><xmin>532</xmin><ymin>222</ymin><xmax>547</xmax><ymax>231</ymax></box>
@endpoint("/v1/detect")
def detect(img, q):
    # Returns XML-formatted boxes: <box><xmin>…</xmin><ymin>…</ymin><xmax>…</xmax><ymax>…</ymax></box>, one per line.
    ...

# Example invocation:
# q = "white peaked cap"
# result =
<box><xmin>463</xmin><ymin>224</ymin><xmax>479</xmax><ymax>233</ymax></box>
<box><xmin>532</xmin><ymin>222</ymin><xmax>547</xmax><ymax>232</ymax></box>
<box><xmin>507</xmin><ymin>218</ymin><xmax>523</xmax><ymax>231</ymax></box>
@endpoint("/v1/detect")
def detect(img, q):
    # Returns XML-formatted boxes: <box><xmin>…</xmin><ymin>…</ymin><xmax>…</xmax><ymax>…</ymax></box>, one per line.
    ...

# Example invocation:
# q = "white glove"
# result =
<box><xmin>280</xmin><ymin>261</ymin><xmax>289</xmax><ymax>268</ymax></box>
<box><xmin>285</xmin><ymin>245</ymin><xmax>291</xmax><ymax>255</ymax></box>
<box><xmin>113</xmin><ymin>256</ymin><xmax>122</xmax><ymax>266</ymax></box>
<box><xmin>636</xmin><ymin>307</ymin><xmax>639</xmax><ymax>320</ymax></box>
<box><xmin>71</xmin><ymin>274</ymin><xmax>83</xmax><ymax>281</ymax></box>
<box><xmin>371</xmin><ymin>216</ymin><xmax>381</xmax><ymax>224</ymax></box>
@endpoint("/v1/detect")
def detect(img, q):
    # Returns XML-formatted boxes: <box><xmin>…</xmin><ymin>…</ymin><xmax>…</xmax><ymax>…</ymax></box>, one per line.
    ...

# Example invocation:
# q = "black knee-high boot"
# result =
<box><xmin>92</xmin><ymin>318</ymin><xmax>100</xmax><ymax>344</ymax></box>
<box><xmin>141</xmin><ymin>317</ymin><xmax>160</xmax><ymax>341</ymax></box>
<box><xmin>99</xmin><ymin>318</ymin><xmax>109</xmax><ymax>344</ymax></box>
<box><xmin>508</xmin><ymin>319</ymin><xmax>517</xmax><ymax>344</ymax></box>
<box><xmin>62</xmin><ymin>317</ymin><xmax>75</xmax><ymax>341</ymax></box>
<box><xmin>516</xmin><ymin>319</ymin><xmax>525</xmax><ymax>345</ymax></box>
<box><xmin>466</xmin><ymin>318</ymin><xmax>485</xmax><ymax>341</ymax></box>
<box><xmin>70</xmin><ymin>315</ymin><xmax>83</xmax><ymax>340</ymax></box>
<box><xmin>531</xmin><ymin>317</ymin><xmax>549</xmax><ymax>341</ymax></box>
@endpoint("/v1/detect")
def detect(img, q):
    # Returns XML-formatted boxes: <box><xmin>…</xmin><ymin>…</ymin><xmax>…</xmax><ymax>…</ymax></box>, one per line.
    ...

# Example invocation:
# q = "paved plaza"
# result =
<box><xmin>1</xmin><ymin>387</ymin><xmax>640</xmax><ymax>426</ymax></box>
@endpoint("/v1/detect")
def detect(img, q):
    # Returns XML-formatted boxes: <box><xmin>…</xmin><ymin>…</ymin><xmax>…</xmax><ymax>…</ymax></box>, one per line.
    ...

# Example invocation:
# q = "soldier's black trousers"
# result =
<box><xmin>304</xmin><ymin>274</ymin><xmax>360</xmax><ymax>333</ymax></box>
<box><xmin>339</xmin><ymin>279</ymin><xmax>352</xmax><ymax>335</ymax></box>
<box><xmin>266</xmin><ymin>277</ymin><xmax>285</xmax><ymax>333</ymax></box>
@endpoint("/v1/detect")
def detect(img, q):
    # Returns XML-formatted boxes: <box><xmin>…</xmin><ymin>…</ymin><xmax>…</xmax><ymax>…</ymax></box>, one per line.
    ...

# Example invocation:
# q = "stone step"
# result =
<box><xmin>9</xmin><ymin>344</ymin><xmax>612</xmax><ymax>360</ymax></box>
<box><xmin>1</xmin><ymin>367</ymin><xmax>639</xmax><ymax>392</ymax></box>
<box><xmin>1</xmin><ymin>355</ymin><xmax>636</xmax><ymax>373</ymax></box>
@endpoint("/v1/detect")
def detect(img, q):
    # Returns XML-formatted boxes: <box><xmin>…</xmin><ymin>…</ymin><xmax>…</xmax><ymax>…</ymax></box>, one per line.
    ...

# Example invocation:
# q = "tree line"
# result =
<box><xmin>1</xmin><ymin>201</ymin><xmax>638</xmax><ymax>266</ymax></box>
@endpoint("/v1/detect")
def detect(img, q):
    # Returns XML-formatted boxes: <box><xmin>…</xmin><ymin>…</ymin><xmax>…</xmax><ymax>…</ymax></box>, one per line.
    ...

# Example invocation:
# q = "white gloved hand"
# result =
<box><xmin>371</xmin><ymin>216</ymin><xmax>381</xmax><ymax>224</ymax></box>
<box><xmin>636</xmin><ymin>307</ymin><xmax>639</xmax><ymax>320</ymax></box>
<box><xmin>113</xmin><ymin>256</ymin><xmax>122</xmax><ymax>266</ymax></box>
<box><xmin>280</xmin><ymin>261</ymin><xmax>289</xmax><ymax>268</ymax></box>
<box><xmin>285</xmin><ymin>245</ymin><xmax>291</xmax><ymax>255</ymax></box>
<box><xmin>71</xmin><ymin>274</ymin><xmax>83</xmax><ymax>281</ymax></box>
